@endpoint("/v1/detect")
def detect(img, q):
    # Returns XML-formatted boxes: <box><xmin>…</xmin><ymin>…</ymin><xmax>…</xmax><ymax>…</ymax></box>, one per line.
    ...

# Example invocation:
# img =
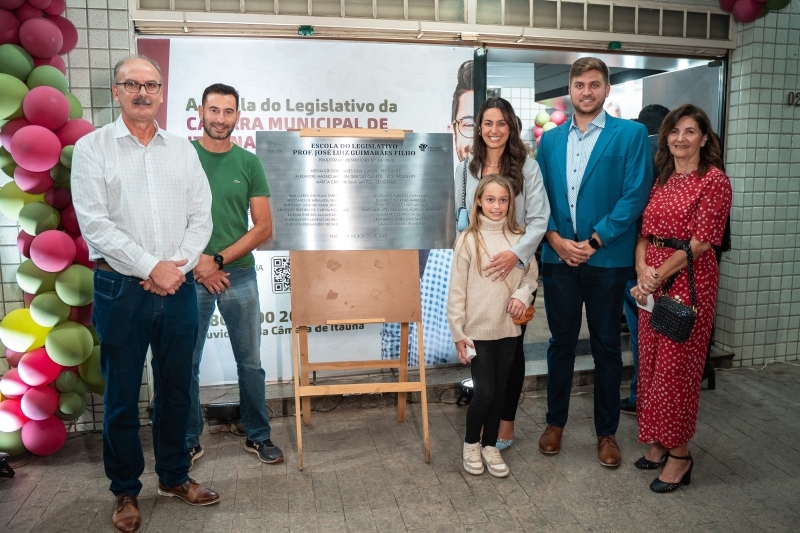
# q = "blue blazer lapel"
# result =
<box><xmin>555</xmin><ymin>125</ymin><xmax>569</xmax><ymax>198</ymax></box>
<box><xmin>580</xmin><ymin>118</ymin><xmax>618</xmax><ymax>190</ymax></box>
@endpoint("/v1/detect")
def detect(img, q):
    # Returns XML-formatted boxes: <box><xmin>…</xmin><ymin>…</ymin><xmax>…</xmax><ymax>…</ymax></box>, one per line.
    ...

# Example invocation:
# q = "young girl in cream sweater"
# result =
<box><xmin>447</xmin><ymin>174</ymin><xmax>539</xmax><ymax>478</ymax></box>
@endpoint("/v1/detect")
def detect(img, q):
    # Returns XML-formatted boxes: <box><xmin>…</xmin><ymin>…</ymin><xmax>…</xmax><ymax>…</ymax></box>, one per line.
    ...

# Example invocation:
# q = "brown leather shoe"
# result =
<box><xmin>112</xmin><ymin>494</ymin><xmax>141</xmax><ymax>533</ymax></box>
<box><xmin>157</xmin><ymin>478</ymin><xmax>221</xmax><ymax>506</ymax></box>
<box><xmin>598</xmin><ymin>435</ymin><xmax>622</xmax><ymax>467</ymax></box>
<box><xmin>538</xmin><ymin>425</ymin><xmax>564</xmax><ymax>455</ymax></box>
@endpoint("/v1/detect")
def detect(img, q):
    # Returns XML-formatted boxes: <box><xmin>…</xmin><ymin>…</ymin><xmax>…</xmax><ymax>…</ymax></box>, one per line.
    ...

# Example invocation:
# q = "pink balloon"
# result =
<box><xmin>0</xmin><ymin>9</ymin><xmax>21</xmax><ymax>45</ymax></box>
<box><xmin>23</xmin><ymin>291</ymin><xmax>35</xmax><ymax>306</ymax></box>
<box><xmin>21</xmin><ymin>385</ymin><xmax>58</xmax><ymax>420</ymax></box>
<box><xmin>0</xmin><ymin>117</ymin><xmax>29</xmax><ymax>150</ymax></box>
<box><xmin>43</xmin><ymin>15</ymin><xmax>75</xmax><ymax>55</ymax></box>
<box><xmin>0</xmin><ymin>399</ymin><xmax>28</xmax><ymax>431</ymax></box>
<box><xmin>533</xmin><ymin>126</ymin><xmax>543</xmax><ymax>138</ymax></box>
<box><xmin>27</xmin><ymin>0</ymin><xmax>51</xmax><ymax>9</ymax></box>
<box><xmin>17</xmin><ymin>347</ymin><xmax>60</xmax><ymax>386</ymax></box>
<box><xmin>550</xmin><ymin>110</ymin><xmax>567</xmax><ymax>126</ymax></box>
<box><xmin>6</xmin><ymin>349</ymin><xmax>25</xmax><ymax>367</ymax></box>
<box><xmin>23</xmin><ymin>86</ymin><xmax>69</xmax><ymax>130</ymax></box>
<box><xmin>44</xmin><ymin>185</ymin><xmax>70</xmax><ymax>209</ymax></box>
<box><xmin>32</xmin><ymin>53</ymin><xmax>65</xmax><ymax>75</ymax></box>
<box><xmin>0</xmin><ymin>368</ymin><xmax>30</xmax><ymax>398</ymax></box>
<box><xmin>59</xmin><ymin>203</ymin><xmax>80</xmax><ymax>235</ymax></box>
<box><xmin>18</xmin><ymin>17</ymin><xmax>62</xmax><ymax>58</ymax></box>
<box><xmin>0</xmin><ymin>0</ymin><xmax>25</xmax><ymax>9</ymax></box>
<box><xmin>719</xmin><ymin>0</ymin><xmax>737</xmax><ymax>11</ymax></box>
<box><xmin>21</xmin><ymin>415</ymin><xmax>65</xmax><ymax>455</ymax></box>
<box><xmin>14</xmin><ymin>166</ymin><xmax>53</xmax><ymax>194</ymax></box>
<box><xmin>9</xmin><ymin>125</ymin><xmax>62</xmax><ymax>172</ymax></box>
<box><xmin>73</xmin><ymin>235</ymin><xmax>93</xmax><ymax>269</ymax></box>
<box><xmin>732</xmin><ymin>0</ymin><xmax>763</xmax><ymax>22</ymax></box>
<box><xmin>14</xmin><ymin>2</ymin><xmax>41</xmax><ymax>22</ymax></box>
<box><xmin>56</xmin><ymin>119</ymin><xmax>95</xmax><ymax>148</ymax></box>
<box><xmin>41</xmin><ymin>0</ymin><xmax>61</xmax><ymax>15</ymax></box>
<box><xmin>17</xmin><ymin>229</ymin><xmax>35</xmax><ymax>257</ymax></box>
<box><xmin>69</xmin><ymin>302</ymin><xmax>93</xmax><ymax>326</ymax></box>
<box><xmin>30</xmin><ymin>229</ymin><xmax>75</xmax><ymax>272</ymax></box>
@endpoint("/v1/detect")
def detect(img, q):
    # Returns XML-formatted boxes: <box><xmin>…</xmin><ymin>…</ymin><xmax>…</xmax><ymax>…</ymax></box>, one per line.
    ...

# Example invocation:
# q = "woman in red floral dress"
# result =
<box><xmin>630</xmin><ymin>104</ymin><xmax>732</xmax><ymax>493</ymax></box>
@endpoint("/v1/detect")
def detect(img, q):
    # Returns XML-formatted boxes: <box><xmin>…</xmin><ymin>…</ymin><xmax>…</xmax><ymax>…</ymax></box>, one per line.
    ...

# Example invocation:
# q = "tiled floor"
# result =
<box><xmin>1</xmin><ymin>363</ymin><xmax>799</xmax><ymax>532</ymax></box>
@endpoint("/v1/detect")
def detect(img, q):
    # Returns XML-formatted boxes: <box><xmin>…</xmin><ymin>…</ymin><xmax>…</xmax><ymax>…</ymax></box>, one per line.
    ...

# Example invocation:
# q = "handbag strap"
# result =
<box><xmin>460</xmin><ymin>160</ymin><xmax>468</xmax><ymax>209</ymax></box>
<box><xmin>659</xmin><ymin>243</ymin><xmax>698</xmax><ymax>309</ymax></box>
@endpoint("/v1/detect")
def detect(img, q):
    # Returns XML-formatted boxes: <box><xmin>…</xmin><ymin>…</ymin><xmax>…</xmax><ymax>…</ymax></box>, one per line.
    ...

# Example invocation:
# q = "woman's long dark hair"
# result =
<box><xmin>468</xmin><ymin>98</ymin><xmax>528</xmax><ymax>197</ymax></box>
<box><xmin>655</xmin><ymin>104</ymin><xmax>723</xmax><ymax>187</ymax></box>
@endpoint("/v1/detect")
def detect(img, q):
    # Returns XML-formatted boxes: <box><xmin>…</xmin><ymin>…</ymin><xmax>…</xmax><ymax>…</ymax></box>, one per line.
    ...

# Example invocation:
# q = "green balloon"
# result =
<box><xmin>0</xmin><ymin>182</ymin><xmax>44</xmax><ymax>221</ymax></box>
<box><xmin>87</xmin><ymin>381</ymin><xmax>105</xmax><ymax>395</ymax></box>
<box><xmin>73</xmin><ymin>377</ymin><xmax>88</xmax><ymax>395</ymax></box>
<box><xmin>55</xmin><ymin>370</ymin><xmax>79</xmax><ymax>393</ymax></box>
<box><xmin>50</xmin><ymin>162</ymin><xmax>71</xmax><ymax>185</ymax></box>
<box><xmin>87</xmin><ymin>325</ymin><xmax>100</xmax><ymax>346</ymax></box>
<box><xmin>79</xmin><ymin>345</ymin><xmax>103</xmax><ymax>387</ymax></box>
<box><xmin>0</xmin><ymin>73</ymin><xmax>29</xmax><ymax>120</ymax></box>
<box><xmin>0</xmin><ymin>45</ymin><xmax>34</xmax><ymax>82</ymax></box>
<box><xmin>55</xmin><ymin>264</ymin><xmax>95</xmax><ymax>307</ymax></box>
<box><xmin>0</xmin><ymin>428</ymin><xmax>26</xmax><ymax>457</ymax></box>
<box><xmin>65</xmin><ymin>92</ymin><xmax>83</xmax><ymax>119</ymax></box>
<box><xmin>765</xmin><ymin>0</ymin><xmax>790</xmax><ymax>10</ymax></box>
<box><xmin>18</xmin><ymin>201</ymin><xmax>60</xmax><ymax>236</ymax></box>
<box><xmin>30</xmin><ymin>291</ymin><xmax>71</xmax><ymax>328</ymax></box>
<box><xmin>0</xmin><ymin>147</ymin><xmax>16</xmax><ymax>179</ymax></box>
<box><xmin>58</xmin><ymin>391</ymin><xmax>83</xmax><ymax>415</ymax></box>
<box><xmin>16</xmin><ymin>259</ymin><xmax>58</xmax><ymax>295</ymax></box>
<box><xmin>26</xmin><ymin>65</ymin><xmax>68</xmax><ymax>94</ymax></box>
<box><xmin>45</xmin><ymin>320</ymin><xmax>94</xmax><ymax>366</ymax></box>
<box><xmin>60</xmin><ymin>145</ymin><xmax>74</xmax><ymax>168</ymax></box>
<box><xmin>55</xmin><ymin>393</ymin><xmax>86</xmax><ymax>421</ymax></box>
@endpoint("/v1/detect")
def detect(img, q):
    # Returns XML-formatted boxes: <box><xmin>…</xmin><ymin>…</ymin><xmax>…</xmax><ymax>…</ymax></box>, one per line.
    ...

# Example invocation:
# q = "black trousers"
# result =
<box><xmin>465</xmin><ymin>337</ymin><xmax>517</xmax><ymax>447</ymax></box>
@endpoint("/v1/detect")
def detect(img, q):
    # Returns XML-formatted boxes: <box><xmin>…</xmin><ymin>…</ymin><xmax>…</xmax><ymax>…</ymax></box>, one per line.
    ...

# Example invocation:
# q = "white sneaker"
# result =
<box><xmin>463</xmin><ymin>442</ymin><xmax>484</xmax><ymax>475</ymax></box>
<box><xmin>481</xmin><ymin>446</ymin><xmax>510</xmax><ymax>478</ymax></box>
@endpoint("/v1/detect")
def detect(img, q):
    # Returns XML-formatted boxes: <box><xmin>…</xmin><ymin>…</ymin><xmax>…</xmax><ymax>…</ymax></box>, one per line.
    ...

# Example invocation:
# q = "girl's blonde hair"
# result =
<box><xmin>457</xmin><ymin>174</ymin><xmax>524</xmax><ymax>273</ymax></box>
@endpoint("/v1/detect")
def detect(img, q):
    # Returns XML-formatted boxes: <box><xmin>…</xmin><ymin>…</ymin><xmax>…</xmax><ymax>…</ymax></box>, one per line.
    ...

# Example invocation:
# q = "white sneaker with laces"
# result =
<box><xmin>481</xmin><ymin>445</ymin><xmax>509</xmax><ymax>478</ymax></box>
<box><xmin>463</xmin><ymin>442</ymin><xmax>484</xmax><ymax>475</ymax></box>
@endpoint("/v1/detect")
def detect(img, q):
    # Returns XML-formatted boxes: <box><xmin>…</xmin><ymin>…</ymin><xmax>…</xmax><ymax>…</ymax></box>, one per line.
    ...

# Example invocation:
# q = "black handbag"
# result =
<box><xmin>650</xmin><ymin>243</ymin><xmax>697</xmax><ymax>343</ymax></box>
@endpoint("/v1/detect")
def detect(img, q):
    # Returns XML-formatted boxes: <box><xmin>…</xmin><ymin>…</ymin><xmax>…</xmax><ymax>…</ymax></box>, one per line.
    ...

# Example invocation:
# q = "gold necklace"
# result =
<box><xmin>485</xmin><ymin>161</ymin><xmax>500</xmax><ymax>167</ymax></box>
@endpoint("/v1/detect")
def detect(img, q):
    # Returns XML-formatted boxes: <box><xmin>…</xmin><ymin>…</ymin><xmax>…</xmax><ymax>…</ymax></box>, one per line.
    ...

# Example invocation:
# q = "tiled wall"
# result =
<box><xmin>714</xmin><ymin>5</ymin><xmax>800</xmax><ymax>366</ymax></box>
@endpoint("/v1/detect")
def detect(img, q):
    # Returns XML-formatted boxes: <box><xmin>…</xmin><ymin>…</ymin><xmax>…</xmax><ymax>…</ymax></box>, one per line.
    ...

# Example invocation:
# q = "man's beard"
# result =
<box><xmin>571</xmin><ymin>97</ymin><xmax>604</xmax><ymax>116</ymax></box>
<box><xmin>203</xmin><ymin>121</ymin><xmax>234</xmax><ymax>140</ymax></box>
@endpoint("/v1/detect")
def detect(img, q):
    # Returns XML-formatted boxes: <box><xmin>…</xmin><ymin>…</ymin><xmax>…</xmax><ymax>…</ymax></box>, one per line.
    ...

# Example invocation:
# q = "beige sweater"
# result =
<box><xmin>448</xmin><ymin>216</ymin><xmax>539</xmax><ymax>342</ymax></box>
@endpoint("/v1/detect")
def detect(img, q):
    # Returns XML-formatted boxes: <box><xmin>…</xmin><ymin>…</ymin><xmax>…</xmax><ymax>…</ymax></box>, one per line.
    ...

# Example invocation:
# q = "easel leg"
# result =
<box><xmin>299</xmin><ymin>327</ymin><xmax>311</xmax><ymax>426</ymax></box>
<box><xmin>397</xmin><ymin>322</ymin><xmax>409</xmax><ymax>421</ymax></box>
<box><xmin>291</xmin><ymin>324</ymin><xmax>304</xmax><ymax>471</ymax></box>
<box><xmin>418</xmin><ymin>330</ymin><xmax>430</xmax><ymax>463</ymax></box>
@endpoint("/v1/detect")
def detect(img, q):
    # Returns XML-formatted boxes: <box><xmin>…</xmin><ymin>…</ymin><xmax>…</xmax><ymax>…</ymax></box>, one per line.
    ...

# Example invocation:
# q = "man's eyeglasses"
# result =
<box><xmin>115</xmin><ymin>81</ymin><xmax>162</xmax><ymax>94</ymax></box>
<box><xmin>454</xmin><ymin>117</ymin><xmax>475</xmax><ymax>139</ymax></box>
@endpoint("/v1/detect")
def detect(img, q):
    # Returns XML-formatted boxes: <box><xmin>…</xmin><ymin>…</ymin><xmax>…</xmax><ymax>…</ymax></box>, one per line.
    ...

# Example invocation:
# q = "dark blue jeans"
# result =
<box><xmin>93</xmin><ymin>270</ymin><xmax>198</xmax><ymax>496</ymax></box>
<box><xmin>542</xmin><ymin>262</ymin><xmax>632</xmax><ymax>436</ymax></box>
<box><xmin>623</xmin><ymin>278</ymin><xmax>639</xmax><ymax>405</ymax></box>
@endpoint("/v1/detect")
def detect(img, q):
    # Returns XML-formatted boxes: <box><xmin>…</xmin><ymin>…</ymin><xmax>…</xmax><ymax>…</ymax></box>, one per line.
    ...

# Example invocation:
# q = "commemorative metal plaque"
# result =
<box><xmin>256</xmin><ymin>132</ymin><xmax>455</xmax><ymax>250</ymax></box>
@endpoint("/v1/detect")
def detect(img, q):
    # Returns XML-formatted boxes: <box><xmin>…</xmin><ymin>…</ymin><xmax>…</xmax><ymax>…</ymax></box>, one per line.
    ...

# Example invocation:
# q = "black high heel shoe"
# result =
<box><xmin>650</xmin><ymin>452</ymin><xmax>693</xmax><ymax>493</ymax></box>
<box><xmin>634</xmin><ymin>452</ymin><xmax>667</xmax><ymax>470</ymax></box>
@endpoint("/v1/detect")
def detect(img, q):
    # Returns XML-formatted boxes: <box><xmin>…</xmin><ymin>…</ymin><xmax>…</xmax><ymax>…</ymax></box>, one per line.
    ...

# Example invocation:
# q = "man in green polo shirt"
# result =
<box><xmin>185</xmin><ymin>83</ymin><xmax>283</xmax><ymax>466</ymax></box>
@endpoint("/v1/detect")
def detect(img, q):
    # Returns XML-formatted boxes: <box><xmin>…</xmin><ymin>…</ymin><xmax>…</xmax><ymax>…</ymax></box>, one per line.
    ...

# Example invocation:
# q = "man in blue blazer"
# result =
<box><xmin>535</xmin><ymin>57</ymin><xmax>653</xmax><ymax>467</ymax></box>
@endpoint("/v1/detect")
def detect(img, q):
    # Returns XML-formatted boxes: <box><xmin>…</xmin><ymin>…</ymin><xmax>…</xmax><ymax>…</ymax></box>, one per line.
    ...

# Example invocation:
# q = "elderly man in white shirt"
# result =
<box><xmin>71</xmin><ymin>56</ymin><xmax>220</xmax><ymax>533</ymax></box>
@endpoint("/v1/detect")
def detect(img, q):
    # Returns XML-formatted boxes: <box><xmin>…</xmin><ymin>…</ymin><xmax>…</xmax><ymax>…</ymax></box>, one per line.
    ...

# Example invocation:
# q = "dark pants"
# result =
<box><xmin>500</xmin><ymin>324</ymin><xmax>527</xmax><ymax>422</ymax></box>
<box><xmin>542</xmin><ymin>262</ymin><xmax>632</xmax><ymax>436</ymax></box>
<box><xmin>465</xmin><ymin>337</ymin><xmax>517</xmax><ymax>447</ymax></box>
<box><xmin>93</xmin><ymin>270</ymin><xmax>198</xmax><ymax>496</ymax></box>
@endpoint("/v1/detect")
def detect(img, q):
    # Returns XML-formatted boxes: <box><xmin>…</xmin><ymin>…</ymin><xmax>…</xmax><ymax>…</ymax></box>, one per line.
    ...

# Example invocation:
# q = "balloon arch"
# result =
<box><xmin>0</xmin><ymin>0</ymin><xmax>103</xmax><ymax>458</ymax></box>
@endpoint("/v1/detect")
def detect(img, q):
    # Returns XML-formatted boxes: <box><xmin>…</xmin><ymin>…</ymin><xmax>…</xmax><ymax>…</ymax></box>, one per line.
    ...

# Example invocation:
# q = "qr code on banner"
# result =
<box><xmin>272</xmin><ymin>257</ymin><xmax>291</xmax><ymax>293</ymax></box>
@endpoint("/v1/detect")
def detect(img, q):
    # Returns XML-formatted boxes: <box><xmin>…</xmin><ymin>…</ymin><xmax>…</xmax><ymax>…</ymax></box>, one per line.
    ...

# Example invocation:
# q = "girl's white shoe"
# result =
<box><xmin>463</xmin><ymin>442</ymin><xmax>484</xmax><ymax>475</ymax></box>
<box><xmin>481</xmin><ymin>446</ymin><xmax>510</xmax><ymax>478</ymax></box>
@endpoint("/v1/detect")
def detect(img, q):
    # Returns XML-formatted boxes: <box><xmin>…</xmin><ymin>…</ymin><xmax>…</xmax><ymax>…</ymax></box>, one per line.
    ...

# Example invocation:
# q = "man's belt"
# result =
<box><xmin>96</xmin><ymin>259</ymin><xmax>119</xmax><ymax>274</ymax></box>
<box><xmin>648</xmin><ymin>236</ymin><xmax>690</xmax><ymax>249</ymax></box>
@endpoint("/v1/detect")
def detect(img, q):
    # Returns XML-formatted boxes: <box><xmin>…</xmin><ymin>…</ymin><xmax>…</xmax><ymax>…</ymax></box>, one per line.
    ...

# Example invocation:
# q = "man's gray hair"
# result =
<box><xmin>113</xmin><ymin>56</ymin><xmax>162</xmax><ymax>83</ymax></box>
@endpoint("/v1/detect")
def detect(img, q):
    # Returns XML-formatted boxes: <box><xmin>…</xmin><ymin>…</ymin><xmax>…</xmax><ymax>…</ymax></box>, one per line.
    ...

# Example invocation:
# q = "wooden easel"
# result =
<box><xmin>289</xmin><ymin>250</ymin><xmax>430</xmax><ymax>471</ymax></box>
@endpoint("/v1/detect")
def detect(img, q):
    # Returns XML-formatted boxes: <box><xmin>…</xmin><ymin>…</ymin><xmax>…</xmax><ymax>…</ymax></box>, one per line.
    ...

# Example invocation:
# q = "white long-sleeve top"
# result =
<box><xmin>448</xmin><ymin>216</ymin><xmax>539</xmax><ymax>342</ymax></box>
<box><xmin>71</xmin><ymin>117</ymin><xmax>213</xmax><ymax>279</ymax></box>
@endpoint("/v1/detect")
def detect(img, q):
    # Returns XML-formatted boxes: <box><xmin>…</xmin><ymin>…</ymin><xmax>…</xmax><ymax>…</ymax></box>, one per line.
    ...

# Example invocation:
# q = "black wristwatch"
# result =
<box><xmin>214</xmin><ymin>254</ymin><xmax>224</xmax><ymax>270</ymax></box>
<box><xmin>588</xmin><ymin>236</ymin><xmax>601</xmax><ymax>250</ymax></box>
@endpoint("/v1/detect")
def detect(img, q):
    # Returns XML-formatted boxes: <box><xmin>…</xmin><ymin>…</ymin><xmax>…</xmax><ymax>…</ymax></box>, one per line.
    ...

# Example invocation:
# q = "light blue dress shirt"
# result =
<box><xmin>567</xmin><ymin>110</ymin><xmax>607</xmax><ymax>234</ymax></box>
